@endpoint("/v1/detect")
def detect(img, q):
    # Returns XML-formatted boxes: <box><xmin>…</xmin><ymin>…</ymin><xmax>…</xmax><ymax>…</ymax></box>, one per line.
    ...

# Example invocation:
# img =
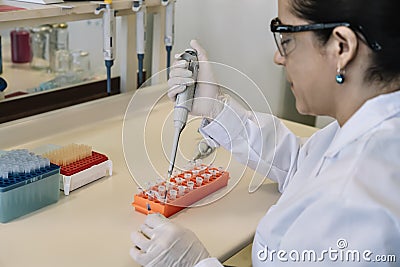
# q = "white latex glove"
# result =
<box><xmin>167</xmin><ymin>40</ymin><xmax>225</xmax><ymax>120</ymax></box>
<box><xmin>130</xmin><ymin>213</ymin><xmax>210</xmax><ymax>267</ymax></box>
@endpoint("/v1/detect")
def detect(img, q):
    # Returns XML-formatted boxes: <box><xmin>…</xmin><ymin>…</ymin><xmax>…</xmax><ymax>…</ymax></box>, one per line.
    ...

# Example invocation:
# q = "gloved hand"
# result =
<box><xmin>167</xmin><ymin>39</ymin><xmax>225</xmax><ymax>120</ymax></box>
<box><xmin>130</xmin><ymin>213</ymin><xmax>210</xmax><ymax>267</ymax></box>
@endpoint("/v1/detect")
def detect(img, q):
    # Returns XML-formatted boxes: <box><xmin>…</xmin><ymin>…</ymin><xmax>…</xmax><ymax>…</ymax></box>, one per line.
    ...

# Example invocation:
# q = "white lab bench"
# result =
<box><xmin>0</xmin><ymin>84</ymin><xmax>318</xmax><ymax>267</ymax></box>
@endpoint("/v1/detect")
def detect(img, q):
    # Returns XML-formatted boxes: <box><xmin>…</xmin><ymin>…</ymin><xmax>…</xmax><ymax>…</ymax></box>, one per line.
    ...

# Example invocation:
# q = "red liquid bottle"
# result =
<box><xmin>10</xmin><ymin>28</ymin><xmax>32</xmax><ymax>63</ymax></box>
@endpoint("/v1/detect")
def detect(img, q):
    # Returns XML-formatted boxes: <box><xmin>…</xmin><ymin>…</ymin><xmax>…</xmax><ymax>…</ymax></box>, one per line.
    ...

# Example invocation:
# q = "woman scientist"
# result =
<box><xmin>130</xmin><ymin>0</ymin><xmax>400</xmax><ymax>266</ymax></box>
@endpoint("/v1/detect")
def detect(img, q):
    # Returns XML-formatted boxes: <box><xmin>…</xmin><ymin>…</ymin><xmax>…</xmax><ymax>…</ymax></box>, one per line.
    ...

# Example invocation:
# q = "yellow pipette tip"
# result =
<box><xmin>104</xmin><ymin>0</ymin><xmax>112</xmax><ymax>4</ymax></box>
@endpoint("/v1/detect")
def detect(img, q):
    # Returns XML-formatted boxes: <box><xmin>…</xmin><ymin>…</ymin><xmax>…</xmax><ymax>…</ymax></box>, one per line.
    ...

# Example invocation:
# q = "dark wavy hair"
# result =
<box><xmin>290</xmin><ymin>0</ymin><xmax>400</xmax><ymax>84</ymax></box>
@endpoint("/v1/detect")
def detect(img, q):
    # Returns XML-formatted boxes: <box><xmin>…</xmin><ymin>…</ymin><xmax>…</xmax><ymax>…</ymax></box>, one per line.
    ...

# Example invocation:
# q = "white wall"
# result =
<box><xmin>172</xmin><ymin>0</ymin><xmax>287</xmax><ymax>116</ymax></box>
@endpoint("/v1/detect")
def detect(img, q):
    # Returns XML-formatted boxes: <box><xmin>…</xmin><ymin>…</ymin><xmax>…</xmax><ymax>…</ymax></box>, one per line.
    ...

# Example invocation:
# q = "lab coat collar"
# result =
<box><xmin>325</xmin><ymin>90</ymin><xmax>400</xmax><ymax>158</ymax></box>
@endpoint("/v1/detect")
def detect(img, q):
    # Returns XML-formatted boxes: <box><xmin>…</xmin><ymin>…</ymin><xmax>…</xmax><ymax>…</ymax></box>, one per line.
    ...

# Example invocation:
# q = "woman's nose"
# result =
<box><xmin>273</xmin><ymin>50</ymin><xmax>285</xmax><ymax>66</ymax></box>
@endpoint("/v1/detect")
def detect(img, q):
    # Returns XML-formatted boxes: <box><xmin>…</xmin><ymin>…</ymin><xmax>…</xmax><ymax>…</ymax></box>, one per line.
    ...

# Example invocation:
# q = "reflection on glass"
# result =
<box><xmin>10</xmin><ymin>27</ymin><xmax>31</xmax><ymax>64</ymax></box>
<box><xmin>30</xmin><ymin>25</ymin><xmax>51</xmax><ymax>70</ymax></box>
<box><xmin>0</xmin><ymin>18</ymin><xmax>113</xmax><ymax>101</ymax></box>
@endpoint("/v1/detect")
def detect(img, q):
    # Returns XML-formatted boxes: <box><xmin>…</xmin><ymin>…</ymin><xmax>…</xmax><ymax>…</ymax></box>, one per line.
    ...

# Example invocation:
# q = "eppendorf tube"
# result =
<box><xmin>202</xmin><ymin>173</ymin><xmax>211</xmax><ymax>182</ymax></box>
<box><xmin>196</xmin><ymin>177</ymin><xmax>203</xmax><ymax>186</ymax></box>
<box><xmin>184</xmin><ymin>173</ymin><xmax>192</xmax><ymax>181</ymax></box>
<box><xmin>192</xmin><ymin>169</ymin><xmax>200</xmax><ymax>177</ymax></box>
<box><xmin>169</xmin><ymin>189</ymin><xmax>177</xmax><ymax>201</ymax></box>
<box><xmin>187</xmin><ymin>181</ymin><xmax>194</xmax><ymax>190</ymax></box>
<box><xmin>166</xmin><ymin>181</ymin><xmax>174</xmax><ymax>190</ymax></box>
<box><xmin>153</xmin><ymin>191</ymin><xmax>163</xmax><ymax>202</ymax></box>
<box><xmin>178</xmin><ymin>185</ymin><xmax>186</xmax><ymax>196</ymax></box>
<box><xmin>209</xmin><ymin>169</ymin><xmax>218</xmax><ymax>176</ymax></box>
<box><xmin>146</xmin><ymin>190</ymin><xmax>155</xmax><ymax>201</ymax></box>
<box><xmin>199</xmin><ymin>165</ymin><xmax>207</xmax><ymax>173</ymax></box>
<box><xmin>158</xmin><ymin>185</ymin><xmax>166</xmax><ymax>197</ymax></box>
<box><xmin>175</xmin><ymin>177</ymin><xmax>184</xmax><ymax>185</ymax></box>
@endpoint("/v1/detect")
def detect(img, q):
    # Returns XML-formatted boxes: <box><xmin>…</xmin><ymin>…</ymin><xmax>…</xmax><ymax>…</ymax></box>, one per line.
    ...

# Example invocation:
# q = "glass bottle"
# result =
<box><xmin>50</xmin><ymin>23</ymin><xmax>69</xmax><ymax>73</ymax></box>
<box><xmin>10</xmin><ymin>27</ymin><xmax>32</xmax><ymax>63</ymax></box>
<box><xmin>30</xmin><ymin>25</ymin><xmax>52</xmax><ymax>70</ymax></box>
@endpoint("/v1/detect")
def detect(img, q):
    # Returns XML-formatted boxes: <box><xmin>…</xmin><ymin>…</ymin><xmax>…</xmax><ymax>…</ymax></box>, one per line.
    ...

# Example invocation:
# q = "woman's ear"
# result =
<box><xmin>329</xmin><ymin>26</ymin><xmax>358</xmax><ymax>69</ymax></box>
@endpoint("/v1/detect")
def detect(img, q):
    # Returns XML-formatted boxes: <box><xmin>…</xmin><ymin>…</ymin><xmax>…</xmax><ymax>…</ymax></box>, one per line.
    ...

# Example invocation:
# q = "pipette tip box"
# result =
<box><xmin>41</xmin><ymin>144</ymin><xmax>112</xmax><ymax>195</ymax></box>
<box><xmin>132</xmin><ymin>165</ymin><xmax>229</xmax><ymax>217</ymax></box>
<box><xmin>0</xmin><ymin>150</ymin><xmax>61</xmax><ymax>223</ymax></box>
<box><xmin>58</xmin><ymin>151</ymin><xmax>112</xmax><ymax>195</ymax></box>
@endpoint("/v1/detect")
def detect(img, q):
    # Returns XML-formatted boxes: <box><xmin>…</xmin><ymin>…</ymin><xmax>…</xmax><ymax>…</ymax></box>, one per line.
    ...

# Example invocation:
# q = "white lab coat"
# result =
<box><xmin>195</xmin><ymin>90</ymin><xmax>400</xmax><ymax>266</ymax></box>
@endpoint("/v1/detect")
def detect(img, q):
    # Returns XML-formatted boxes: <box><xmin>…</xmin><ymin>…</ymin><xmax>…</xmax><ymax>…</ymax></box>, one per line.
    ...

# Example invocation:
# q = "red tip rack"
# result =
<box><xmin>132</xmin><ymin>165</ymin><xmax>229</xmax><ymax>217</ymax></box>
<box><xmin>60</xmin><ymin>152</ymin><xmax>109</xmax><ymax>176</ymax></box>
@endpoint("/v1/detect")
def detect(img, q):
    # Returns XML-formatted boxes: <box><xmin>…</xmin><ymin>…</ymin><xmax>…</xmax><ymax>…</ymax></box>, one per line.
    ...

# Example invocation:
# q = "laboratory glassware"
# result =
<box><xmin>10</xmin><ymin>27</ymin><xmax>32</xmax><ymax>63</ymax></box>
<box><xmin>30</xmin><ymin>25</ymin><xmax>52</xmax><ymax>70</ymax></box>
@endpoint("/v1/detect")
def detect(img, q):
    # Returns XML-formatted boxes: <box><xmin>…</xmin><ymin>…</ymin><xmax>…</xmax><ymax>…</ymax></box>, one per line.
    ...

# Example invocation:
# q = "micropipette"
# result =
<box><xmin>161</xmin><ymin>0</ymin><xmax>175</xmax><ymax>78</ymax></box>
<box><xmin>133</xmin><ymin>0</ymin><xmax>146</xmax><ymax>88</ymax></box>
<box><xmin>167</xmin><ymin>49</ymin><xmax>199</xmax><ymax>178</ymax></box>
<box><xmin>95</xmin><ymin>0</ymin><xmax>116</xmax><ymax>95</ymax></box>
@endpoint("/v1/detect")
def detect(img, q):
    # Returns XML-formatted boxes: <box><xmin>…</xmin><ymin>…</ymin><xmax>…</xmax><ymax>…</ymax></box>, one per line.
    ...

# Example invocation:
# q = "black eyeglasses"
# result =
<box><xmin>270</xmin><ymin>17</ymin><xmax>382</xmax><ymax>56</ymax></box>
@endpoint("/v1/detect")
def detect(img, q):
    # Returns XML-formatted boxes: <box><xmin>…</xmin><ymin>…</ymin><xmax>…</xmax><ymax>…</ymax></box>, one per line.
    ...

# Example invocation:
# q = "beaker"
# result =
<box><xmin>70</xmin><ymin>50</ymin><xmax>90</xmax><ymax>79</ymax></box>
<box><xmin>54</xmin><ymin>49</ymin><xmax>71</xmax><ymax>73</ymax></box>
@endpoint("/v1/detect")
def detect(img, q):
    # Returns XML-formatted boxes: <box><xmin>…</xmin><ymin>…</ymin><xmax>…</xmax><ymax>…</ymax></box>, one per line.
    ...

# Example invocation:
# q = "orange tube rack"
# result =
<box><xmin>132</xmin><ymin>166</ymin><xmax>229</xmax><ymax>217</ymax></box>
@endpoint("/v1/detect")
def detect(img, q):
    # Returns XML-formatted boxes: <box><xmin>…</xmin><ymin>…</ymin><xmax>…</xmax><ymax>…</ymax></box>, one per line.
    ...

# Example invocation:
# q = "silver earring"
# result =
<box><xmin>336</xmin><ymin>68</ymin><xmax>345</xmax><ymax>84</ymax></box>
